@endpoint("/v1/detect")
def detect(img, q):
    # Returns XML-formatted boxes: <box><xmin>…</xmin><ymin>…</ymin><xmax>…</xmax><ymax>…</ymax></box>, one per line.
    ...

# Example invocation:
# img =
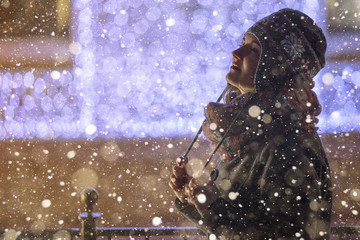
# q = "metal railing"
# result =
<box><xmin>3</xmin><ymin>226</ymin><xmax>360</xmax><ymax>240</ymax></box>
<box><xmin>4</xmin><ymin>227</ymin><xmax>205</xmax><ymax>240</ymax></box>
<box><xmin>330</xmin><ymin>226</ymin><xmax>360</xmax><ymax>239</ymax></box>
<box><xmin>1</xmin><ymin>187</ymin><xmax>360</xmax><ymax>240</ymax></box>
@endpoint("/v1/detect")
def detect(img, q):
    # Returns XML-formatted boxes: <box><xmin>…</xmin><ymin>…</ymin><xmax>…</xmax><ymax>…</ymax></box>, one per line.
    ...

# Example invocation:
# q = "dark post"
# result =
<box><xmin>79</xmin><ymin>188</ymin><xmax>101</xmax><ymax>240</ymax></box>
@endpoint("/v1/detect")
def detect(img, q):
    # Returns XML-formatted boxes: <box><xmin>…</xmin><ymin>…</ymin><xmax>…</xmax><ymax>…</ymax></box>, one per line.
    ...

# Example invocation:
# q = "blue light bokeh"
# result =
<box><xmin>0</xmin><ymin>0</ymin><xmax>359</xmax><ymax>139</ymax></box>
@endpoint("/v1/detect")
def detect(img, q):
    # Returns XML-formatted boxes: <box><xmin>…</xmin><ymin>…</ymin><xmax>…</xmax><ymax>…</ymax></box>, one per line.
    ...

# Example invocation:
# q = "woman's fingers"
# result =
<box><xmin>172</xmin><ymin>165</ymin><xmax>187</xmax><ymax>179</ymax></box>
<box><xmin>172</xmin><ymin>165</ymin><xmax>184</xmax><ymax>177</ymax></box>
<box><xmin>188</xmin><ymin>178</ymin><xmax>197</xmax><ymax>191</ymax></box>
<box><xmin>170</xmin><ymin>162</ymin><xmax>190</xmax><ymax>191</ymax></box>
<box><xmin>187</xmin><ymin>194</ymin><xmax>196</xmax><ymax>206</ymax></box>
<box><xmin>169</xmin><ymin>181</ymin><xmax>183</xmax><ymax>202</ymax></box>
<box><xmin>187</xmin><ymin>180</ymin><xmax>200</xmax><ymax>207</ymax></box>
<box><xmin>170</xmin><ymin>173</ymin><xmax>187</xmax><ymax>188</ymax></box>
<box><xmin>169</xmin><ymin>179</ymin><xmax>188</xmax><ymax>204</ymax></box>
<box><xmin>176</xmin><ymin>156</ymin><xmax>188</xmax><ymax>166</ymax></box>
<box><xmin>188</xmin><ymin>178</ymin><xmax>199</xmax><ymax>199</ymax></box>
<box><xmin>169</xmin><ymin>180</ymin><xmax>181</xmax><ymax>192</ymax></box>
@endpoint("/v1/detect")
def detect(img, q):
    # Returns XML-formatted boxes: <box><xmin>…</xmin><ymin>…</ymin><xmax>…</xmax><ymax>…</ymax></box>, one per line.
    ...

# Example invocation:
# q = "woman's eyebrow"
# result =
<box><xmin>251</xmin><ymin>40</ymin><xmax>260</xmax><ymax>47</ymax></box>
<box><xmin>241</xmin><ymin>38</ymin><xmax>260</xmax><ymax>47</ymax></box>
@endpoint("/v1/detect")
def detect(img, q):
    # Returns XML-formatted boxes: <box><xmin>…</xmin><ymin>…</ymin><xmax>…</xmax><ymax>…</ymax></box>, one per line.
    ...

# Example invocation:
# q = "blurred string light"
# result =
<box><xmin>0</xmin><ymin>0</ymin><xmax>359</xmax><ymax>139</ymax></box>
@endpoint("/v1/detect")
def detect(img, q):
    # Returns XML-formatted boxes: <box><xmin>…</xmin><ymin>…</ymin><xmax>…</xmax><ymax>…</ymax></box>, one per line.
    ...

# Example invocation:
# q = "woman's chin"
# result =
<box><xmin>225</xmin><ymin>73</ymin><xmax>237</xmax><ymax>87</ymax></box>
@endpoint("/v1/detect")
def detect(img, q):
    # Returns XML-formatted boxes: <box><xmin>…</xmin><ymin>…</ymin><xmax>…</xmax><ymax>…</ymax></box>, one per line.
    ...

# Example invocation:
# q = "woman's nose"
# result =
<box><xmin>232</xmin><ymin>46</ymin><xmax>245</xmax><ymax>60</ymax></box>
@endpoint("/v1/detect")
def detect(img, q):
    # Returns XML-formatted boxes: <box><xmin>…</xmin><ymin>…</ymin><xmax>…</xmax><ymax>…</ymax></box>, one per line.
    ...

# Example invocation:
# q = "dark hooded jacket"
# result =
<box><xmin>175</xmin><ymin>92</ymin><xmax>332</xmax><ymax>239</ymax></box>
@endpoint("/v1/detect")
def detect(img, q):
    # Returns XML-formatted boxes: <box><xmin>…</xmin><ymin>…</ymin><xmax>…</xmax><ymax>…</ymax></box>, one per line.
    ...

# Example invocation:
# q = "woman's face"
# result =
<box><xmin>226</xmin><ymin>33</ymin><xmax>261</xmax><ymax>94</ymax></box>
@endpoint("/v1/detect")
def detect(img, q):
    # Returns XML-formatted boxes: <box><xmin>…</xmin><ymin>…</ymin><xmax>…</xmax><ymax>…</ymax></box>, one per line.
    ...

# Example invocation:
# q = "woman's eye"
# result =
<box><xmin>250</xmin><ymin>47</ymin><xmax>259</xmax><ymax>53</ymax></box>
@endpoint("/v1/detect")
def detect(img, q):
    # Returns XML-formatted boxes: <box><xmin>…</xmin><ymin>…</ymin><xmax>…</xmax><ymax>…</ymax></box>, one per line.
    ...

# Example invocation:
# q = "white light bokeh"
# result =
<box><xmin>0</xmin><ymin>0</ymin><xmax>358</xmax><ymax>139</ymax></box>
<box><xmin>228</xmin><ymin>191</ymin><xmax>238</xmax><ymax>200</ymax></box>
<box><xmin>248</xmin><ymin>105</ymin><xmax>261</xmax><ymax>118</ymax></box>
<box><xmin>67</xmin><ymin>150</ymin><xmax>76</xmax><ymax>159</ymax></box>
<box><xmin>197</xmin><ymin>193</ymin><xmax>207</xmax><ymax>204</ymax></box>
<box><xmin>209</xmin><ymin>234</ymin><xmax>217</xmax><ymax>240</ymax></box>
<box><xmin>152</xmin><ymin>216</ymin><xmax>162</xmax><ymax>226</ymax></box>
<box><xmin>71</xmin><ymin>168</ymin><xmax>99</xmax><ymax>192</ymax></box>
<box><xmin>41</xmin><ymin>199</ymin><xmax>51</xmax><ymax>208</ymax></box>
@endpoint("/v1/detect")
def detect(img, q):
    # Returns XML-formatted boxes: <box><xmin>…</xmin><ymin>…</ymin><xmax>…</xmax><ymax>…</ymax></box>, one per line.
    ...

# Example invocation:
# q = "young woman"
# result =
<box><xmin>169</xmin><ymin>8</ymin><xmax>332</xmax><ymax>240</ymax></box>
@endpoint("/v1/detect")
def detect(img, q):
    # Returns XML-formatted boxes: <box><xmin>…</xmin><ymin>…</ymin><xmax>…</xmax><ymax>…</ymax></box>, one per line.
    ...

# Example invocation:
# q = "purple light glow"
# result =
<box><xmin>0</xmin><ymin>0</ymin><xmax>359</xmax><ymax>139</ymax></box>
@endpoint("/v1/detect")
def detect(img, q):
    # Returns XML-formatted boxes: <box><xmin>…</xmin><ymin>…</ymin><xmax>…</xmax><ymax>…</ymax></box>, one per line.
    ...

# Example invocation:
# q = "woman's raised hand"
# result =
<box><xmin>187</xmin><ymin>178</ymin><xmax>219</xmax><ymax>215</ymax></box>
<box><xmin>169</xmin><ymin>156</ymin><xmax>191</xmax><ymax>203</ymax></box>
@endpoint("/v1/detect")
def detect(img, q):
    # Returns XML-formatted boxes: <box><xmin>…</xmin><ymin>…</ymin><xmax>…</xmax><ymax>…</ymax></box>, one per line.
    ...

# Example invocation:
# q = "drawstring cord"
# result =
<box><xmin>205</xmin><ymin>94</ymin><xmax>255</xmax><ymax>181</ymax></box>
<box><xmin>181</xmin><ymin>86</ymin><xmax>228</xmax><ymax>160</ymax></box>
<box><xmin>181</xmin><ymin>86</ymin><xmax>254</xmax><ymax>181</ymax></box>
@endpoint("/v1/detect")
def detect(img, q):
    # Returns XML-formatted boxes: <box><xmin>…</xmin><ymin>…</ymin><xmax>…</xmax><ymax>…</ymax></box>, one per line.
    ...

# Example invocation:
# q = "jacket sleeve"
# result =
<box><xmin>254</xmin><ymin>139</ymin><xmax>332</xmax><ymax>239</ymax></box>
<box><xmin>174</xmin><ymin>196</ymin><xmax>251</xmax><ymax>238</ymax></box>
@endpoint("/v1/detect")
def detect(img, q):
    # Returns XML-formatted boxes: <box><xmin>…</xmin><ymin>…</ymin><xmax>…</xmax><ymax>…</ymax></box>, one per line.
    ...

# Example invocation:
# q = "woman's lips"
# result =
<box><xmin>230</xmin><ymin>64</ymin><xmax>241</xmax><ymax>71</ymax></box>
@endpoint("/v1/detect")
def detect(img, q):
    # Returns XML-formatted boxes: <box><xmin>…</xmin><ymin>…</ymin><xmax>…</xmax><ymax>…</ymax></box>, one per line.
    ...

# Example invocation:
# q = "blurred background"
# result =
<box><xmin>0</xmin><ymin>0</ymin><xmax>359</xmax><ymax>236</ymax></box>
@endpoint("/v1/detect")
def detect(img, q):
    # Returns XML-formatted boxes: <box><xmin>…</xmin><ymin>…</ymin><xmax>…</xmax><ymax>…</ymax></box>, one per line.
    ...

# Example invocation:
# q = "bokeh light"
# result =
<box><xmin>0</xmin><ymin>0</ymin><xmax>358</xmax><ymax>139</ymax></box>
<box><xmin>71</xmin><ymin>168</ymin><xmax>99</xmax><ymax>192</ymax></box>
<box><xmin>152</xmin><ymin>216</ymin><xmax>162</xmax><ymax>226</ymax></box>
<box><xmin>197</xmin><ymin>193</ymin><xmax>207</xmax><ymax>204</ymax></box>
<box><xmin>41</xmin><ymin>199</ymin><xmax>51</xmax><ymax>208</ymax></box>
